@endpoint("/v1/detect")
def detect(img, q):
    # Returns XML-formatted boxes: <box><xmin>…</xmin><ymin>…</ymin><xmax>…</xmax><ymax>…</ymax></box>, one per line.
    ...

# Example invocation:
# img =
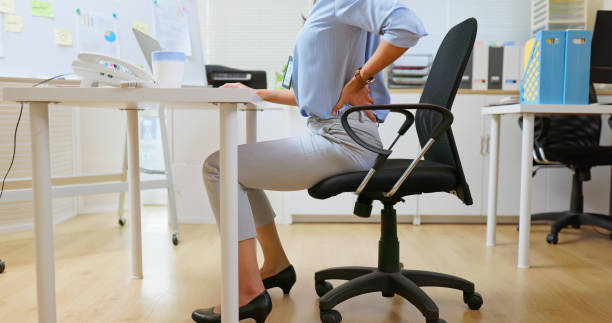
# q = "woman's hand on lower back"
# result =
<box><xmin>332</xmin><ymin>78</ymin><xmax>377</xmax><ymax>122</ymax></box>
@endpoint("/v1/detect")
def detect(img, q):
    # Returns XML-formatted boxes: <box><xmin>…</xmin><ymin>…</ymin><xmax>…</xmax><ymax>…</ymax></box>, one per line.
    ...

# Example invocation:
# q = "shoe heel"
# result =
<box><xmin>252</xmin><ymin>308</ymin><xmax>271</xmax><ymax>323</ymax></box>
<box><xmin>280</xmin><ymin>275</ymin><xmax>296</xmax><ymax>295</ymax></box>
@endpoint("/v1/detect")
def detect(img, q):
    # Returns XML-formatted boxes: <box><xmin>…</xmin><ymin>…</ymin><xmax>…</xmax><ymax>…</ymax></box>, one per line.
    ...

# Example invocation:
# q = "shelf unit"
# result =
<box><xmin>531</xmin><ymin>0</ymin><xmax>587</xmax><ymax>34</ymax></box>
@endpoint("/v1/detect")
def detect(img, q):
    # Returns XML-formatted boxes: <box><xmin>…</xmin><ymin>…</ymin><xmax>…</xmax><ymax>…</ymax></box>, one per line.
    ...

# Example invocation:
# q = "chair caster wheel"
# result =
<box><xmin>172</xmin><ymin>233</ymin><xmax>179</xmax><ymax>245</ymax></box>
<box><xmin>0</xmin><ymin>260</ymin><xmax>5</xmax><ymax>273</ymax></box>
<box><xmin>118</xmin><ymin>217</ymin><xmax>126</xmax><ymax>226</ymax></box>
<box><xmin>320</xmin><ymin>309</ymin><xmax>342</xmax><ymax>323</ymax></box>
<box><xmin>463</xmin><ymin>291</ymin><xmax>483</xmax><ymax>310</ymax></box>
<box><xmin>315</xmin><ymin>281</ymin><xmax>333</xmax><ymax>297</ymax></box>
<box><xmin>546</xmin><ymin>233</ymin><xmax>558</xmax><ymax>244</ymax></box>
<box><xmin>426</xmin><ymin>320</ymin><xmax>446</xmax><ymax>323</ymax></box>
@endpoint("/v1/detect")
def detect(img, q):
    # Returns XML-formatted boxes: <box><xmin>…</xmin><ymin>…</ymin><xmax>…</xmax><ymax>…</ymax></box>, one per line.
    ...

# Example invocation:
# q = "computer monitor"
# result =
<box><xmin>590</xmin><ymin>11</ymin><xmax>612</xmax><ymax>102</ymax></box>
<box><xmin>591</xmin><ymin>11</ymin><xmax>612</xmax><ymax>83</ymax></box>
<box><xmin>132</xmin><ymin>28</ymin><xmax>163</xmax><ymax>72</ymax></box>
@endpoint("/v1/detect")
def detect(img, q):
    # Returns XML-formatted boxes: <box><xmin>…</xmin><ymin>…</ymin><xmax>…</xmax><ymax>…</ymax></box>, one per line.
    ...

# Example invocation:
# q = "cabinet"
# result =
<box><xmin>288</xmin><ymin>90</ymin><xmax>611</xmax><ymax>221</ymax></box>
<box><xmin>531</xmin><ymin>0</ymin><xmax>588</xmax><ymax>34</ymax></box>
<box><xmin>166</xmin><ymin>89</ymin><xmax>610</xmax><ymax>224</ymax></box>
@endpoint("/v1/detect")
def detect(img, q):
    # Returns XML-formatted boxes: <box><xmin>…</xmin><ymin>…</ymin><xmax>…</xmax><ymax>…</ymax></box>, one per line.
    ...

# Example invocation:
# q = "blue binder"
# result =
<box><xmin>521</xmin><ymin>30</ymin><xmax>566</xmax><ymax>104</ymax></box>
<box><xmin>563</xmin><ymin>30</ymin><xmax>592</xmax><ymax>104</ymax></box>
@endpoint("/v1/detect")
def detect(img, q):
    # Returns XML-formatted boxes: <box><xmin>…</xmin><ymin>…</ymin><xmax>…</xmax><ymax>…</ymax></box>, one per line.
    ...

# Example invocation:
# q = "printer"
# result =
<box><xmin>205</xmin><ymin>65</ymin><xmax>267</xmax><ymax>89</ymax></box>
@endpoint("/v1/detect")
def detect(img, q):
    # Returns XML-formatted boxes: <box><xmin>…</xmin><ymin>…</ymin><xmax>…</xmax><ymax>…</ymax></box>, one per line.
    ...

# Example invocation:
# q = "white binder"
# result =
<box><xmin>502</xmin><ymin>42</ymin><xmax>521</xmax><ymax>91</ymax></box>
<box><xmin>472</xmin><ymin>42</ymin><xmax>489</xmax><ymax>90</ymax></box>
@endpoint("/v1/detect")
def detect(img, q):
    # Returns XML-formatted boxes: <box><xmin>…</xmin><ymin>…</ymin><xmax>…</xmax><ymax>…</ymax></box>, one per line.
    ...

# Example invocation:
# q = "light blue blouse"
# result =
<box><xmin>292</xmin><ymin>0</ymin><xmax>427</xmax><ymax>122</ymax></box>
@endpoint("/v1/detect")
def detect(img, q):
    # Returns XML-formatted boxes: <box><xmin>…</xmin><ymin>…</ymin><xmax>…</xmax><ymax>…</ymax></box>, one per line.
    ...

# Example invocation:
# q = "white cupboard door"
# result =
<box><xmin>417</xmin><ymin>94</ymin><xmax>487</xmax><ymax>216</ymax></box>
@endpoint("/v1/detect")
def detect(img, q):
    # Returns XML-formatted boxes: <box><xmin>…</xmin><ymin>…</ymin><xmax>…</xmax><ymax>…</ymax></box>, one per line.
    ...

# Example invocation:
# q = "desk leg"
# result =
<box><xmin>30</xmin><ymin>103</ymin><xmax>57</xmax><ymax>323</ymax></box>
<box><xmin>518</xmin><ymin>113</ymin><xmax>535</xmax><ymax>269</ymax></box>
<box><xmin>486</xmin><ymin>115</ymin><xmax>500</xmax><ymax>246</ymax></box>
<box><xmin>220</xmin><ymin>103</ymin><xmax>239</xmax><ymax>323</ymax></box>
<box><xmin>245</xmin><ymin>107</ymin><xmax>257</xmax><ymax>145</ymax></box>
<box><xmin>158</xmin><ymin>107</ymin><xmax>179</xmax><ymax>242</ymax></box>
<box><xmin>126</xmin><ymin>109</ymin><xmax>143</xmax><ymax>278</ymax></box>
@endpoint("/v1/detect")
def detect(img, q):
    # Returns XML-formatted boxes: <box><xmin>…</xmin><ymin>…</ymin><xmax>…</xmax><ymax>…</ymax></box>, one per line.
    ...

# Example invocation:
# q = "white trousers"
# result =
<box><xmin>203</xmin><ymin>112</ymin><xmax>382</xmax><ymax>240</ymax></box>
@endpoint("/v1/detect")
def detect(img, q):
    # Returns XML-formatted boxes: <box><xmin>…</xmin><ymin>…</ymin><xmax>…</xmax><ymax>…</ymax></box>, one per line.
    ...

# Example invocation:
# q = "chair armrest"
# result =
<box><xmin>340</xmin><ymin>103</ymin><xmax>452</xmax><ymax>155</ymax></box>
<box><xmin>340</xmin><ymin>104</ymin><xmax>453</xmax><ymax>197</ymax></box>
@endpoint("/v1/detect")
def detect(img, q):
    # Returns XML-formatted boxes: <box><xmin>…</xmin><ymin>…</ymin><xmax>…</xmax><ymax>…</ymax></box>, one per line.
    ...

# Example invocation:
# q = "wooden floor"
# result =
<box><xmin>1</xmin><ymin>208</ymin><xmax>612</xmax><ymax>323</ymax></box>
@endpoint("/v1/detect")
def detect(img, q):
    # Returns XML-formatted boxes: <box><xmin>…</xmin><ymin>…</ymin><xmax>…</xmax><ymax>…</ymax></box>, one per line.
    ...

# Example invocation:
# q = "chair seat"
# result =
<box><xmin>544</xmin><ymin>146</ymin><xmax>612</xmax><ymax>168</ymax></box>
<box><xmin>308</xmin><ymin>159</ymin><xmax>457</xmax><ymax>200</ymax></box>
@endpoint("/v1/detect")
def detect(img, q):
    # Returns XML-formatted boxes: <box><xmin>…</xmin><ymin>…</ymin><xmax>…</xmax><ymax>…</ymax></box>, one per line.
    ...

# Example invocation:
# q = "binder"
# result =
<box><xmin>502</xmin><ymin>42</ymin><xmax>521</xmax><ymax>91</ymax></box>
<box><xmin>563</xmin><ymin>30</ymin><xmax>592</xmax><ymax>104</ymax></box>
<box><xmin>488</xmin><ymin>46</ymin><xmax>504</xmax><ymax>90</ymax></box>
<box><xmin>472</xmin><ymin>42</ymin><xmax>489</xmax><ymax>90</ymax></box>
<box><xmin>460</xmin><ymin>53</ymin><xmax>473</xmax><ymax>89</ymax></box>
<box><xmin>521</xmin><ymin>30</ymin><xmax>566</xmax><ymax>104</ymax></box>
<box><xmin>519</xmin><ymin>45</ymin><xmax>526</xmax><ymax>81</ymax></box>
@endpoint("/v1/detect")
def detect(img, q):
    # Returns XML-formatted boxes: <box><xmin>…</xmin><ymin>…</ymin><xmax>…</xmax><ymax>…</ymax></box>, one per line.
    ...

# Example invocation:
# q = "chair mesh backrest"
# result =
<box><xmin>536</xmin><ymin>116</ymin><xmax>602</xmax><ymax>149</ymax></box>
<box><xmin>415</xmin><ymin>18</ymin><xmax>477</xmax><ymax>205</ymax></box>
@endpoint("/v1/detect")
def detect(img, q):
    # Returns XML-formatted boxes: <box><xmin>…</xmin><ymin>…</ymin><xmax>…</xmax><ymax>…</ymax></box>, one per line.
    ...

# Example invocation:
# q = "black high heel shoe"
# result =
<box><xmin>191</xmin><ymin>290</ymin><xmax>272</xmax><ymax>323</ymax></box>
<box><xmin>262</xmin><ymin>265</ymin><xmax>296</xmax><ymax>295</ymax></box>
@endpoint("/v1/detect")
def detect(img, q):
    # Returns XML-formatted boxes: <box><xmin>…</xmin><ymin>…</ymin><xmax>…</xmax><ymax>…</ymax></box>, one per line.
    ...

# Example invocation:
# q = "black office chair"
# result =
<box><xmin>519</xmin><ymin>114</ymin><xmax>612</xmax><ymax>244</ymax></box>
<box><xmin>308</xmin><ymin>18</ymin><xmax>482</xmax><ymax>323</ymax></box>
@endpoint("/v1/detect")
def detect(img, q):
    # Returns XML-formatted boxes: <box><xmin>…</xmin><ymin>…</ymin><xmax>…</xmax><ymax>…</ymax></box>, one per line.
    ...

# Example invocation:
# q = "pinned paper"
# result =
<box><xmin>77</xmin><ymin>11</ymin><xmax>120</xmax><ymax>57</ymax></box>
<box><xmin>153</xmin><ymin>2</ymin><xmax>192</xmax><ymax>56</ymax></box>
<box><xmin>5</xmin><ymin>14</ymin><xmax>23</xmax><ymax>32</ymax></box>
<box><xmin>0</xmin><ymin>0</ymin><xmax>15</xmax><ymax>14</ymax></box>
<box><xmin>133</xmin><ymin>21</ymin><xmax>148</xmax><ymax>34</ymax></box>
<box><xmin>30</xmin><ymin>0</ymin><xmax>54</xmax><ymax>18</ymax></box>
<box><xmin>0</xmin><ymin>15</ymin><xmax>4</xmax><ymax>57</ymax></box>
<box><xmin>54</xmin><ymin>28</ymin><xmax>72</xmax><ymax>46</ymax></box>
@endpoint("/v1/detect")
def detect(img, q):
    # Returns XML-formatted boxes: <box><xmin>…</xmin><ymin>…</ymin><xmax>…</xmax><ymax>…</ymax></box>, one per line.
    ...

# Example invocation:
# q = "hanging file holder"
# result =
<box><xmin>521</xmin><ymin>30</ymin><xmax>566</xmax><ymax>104</ymax></box>
<box><xmin>563</xmin><ymin>30</ymin><xmax>592</xmax><ymax>104</ymax></box>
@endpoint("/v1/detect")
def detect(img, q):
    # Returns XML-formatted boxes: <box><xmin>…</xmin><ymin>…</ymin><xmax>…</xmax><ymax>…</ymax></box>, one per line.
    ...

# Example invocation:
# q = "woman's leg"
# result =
<box><xmin>202</xmin><ymin>130</ymin><xmax>375</xmax><ymax>304</ymax></box>
<box><xmin>256</xmin><ymin>222</ymin><xmax>291</xmax><ymax>278</ymax></box>
<box><xmin>213</xmin><ymin>238</ymin><xmax>265</xmax><ymax>312</ymax></box>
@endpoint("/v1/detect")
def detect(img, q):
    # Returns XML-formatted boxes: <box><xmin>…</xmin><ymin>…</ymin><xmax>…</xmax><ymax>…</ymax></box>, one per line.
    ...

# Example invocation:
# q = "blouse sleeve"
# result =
<box><xmin>334</xmin><ymin>0</ymin><xmax>427</xmax><ymax>48</ymax></box>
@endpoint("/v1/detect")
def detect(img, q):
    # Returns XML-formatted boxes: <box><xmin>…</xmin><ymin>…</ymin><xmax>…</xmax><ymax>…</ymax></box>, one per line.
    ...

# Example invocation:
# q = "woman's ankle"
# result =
<box><xmin>260</xmin><ymin>259</ymin><xmax>291</xmax><ymax>278</ymax></box>
<box><xmin>239</xmin><ymin>285</ymin><xmax>265</xmax><ymax>306</ymax></box>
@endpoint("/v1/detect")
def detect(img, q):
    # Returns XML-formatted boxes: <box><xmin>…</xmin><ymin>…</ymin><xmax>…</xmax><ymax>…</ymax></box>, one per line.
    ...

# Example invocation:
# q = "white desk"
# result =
<box><xmin>482</xmin><ymin>103</ymin><xmax>612</xmax><ymax>268</ymax></box>
<box><xmin>3</xmin><ymin>87</ymin><xmax>258</xmax><ymax>323</ymax></box>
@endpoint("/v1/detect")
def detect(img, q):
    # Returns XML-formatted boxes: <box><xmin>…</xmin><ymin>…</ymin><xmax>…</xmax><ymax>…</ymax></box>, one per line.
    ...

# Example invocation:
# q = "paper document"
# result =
<box><xmin>77</xmin><ymin>11</ymin><xmax>120</xmax><ymax>57</ymax></box>
<box><xmin>5</xmin><ymin>14</ymin><xmax>23</xmax><ymax>32</ymax></box>
<box><xmin>0</xmin><ymin>0</ymin><xmax>15</xmax><ymax>14</ymax></box>
<box><xmin>153</xmin><ymin>2</ymin><xmax>192</xmax><ymax>56</ymax></box>
<box><xmin>0</xmin><ymin>15</ymin><xmax>4</xmax><ymax>57</ymax></box>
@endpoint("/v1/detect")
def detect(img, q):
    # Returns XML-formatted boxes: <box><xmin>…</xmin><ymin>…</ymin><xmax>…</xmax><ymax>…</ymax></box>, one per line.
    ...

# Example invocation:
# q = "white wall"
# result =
<box><xmin>73</xmin><ymin>0</ymin><xmax>610</xmax><ymax>224</ymax></box>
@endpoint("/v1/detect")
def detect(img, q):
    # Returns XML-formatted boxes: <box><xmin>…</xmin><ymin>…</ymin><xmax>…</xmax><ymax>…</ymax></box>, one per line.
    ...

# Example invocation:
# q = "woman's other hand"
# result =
<box><xmin>331</xmin><ymin>78</ymin><xmax>377</xmax><ymax>122</ymax></box>
<box><xmin>220</xmin><ymin>82</ymin><xmax>253</xmax><ymax>90</ymax></box>
<box><xmin>221</xmin><ymin>82</ymin><xmax>264</xmax><ymax>103</ymax></box>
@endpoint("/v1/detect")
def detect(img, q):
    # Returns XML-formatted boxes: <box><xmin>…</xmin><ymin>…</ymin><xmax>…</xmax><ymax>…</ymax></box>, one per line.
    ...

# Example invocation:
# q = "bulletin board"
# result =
<box><xmin>0</xmin><ymin>0</ymin><xmax>206</xmax><ymax>85</ymax></box>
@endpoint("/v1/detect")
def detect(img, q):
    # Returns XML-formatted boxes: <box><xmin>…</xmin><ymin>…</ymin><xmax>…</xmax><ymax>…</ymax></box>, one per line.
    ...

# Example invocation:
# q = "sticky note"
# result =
<box><xmin>5</xmin><ymin>15</ymin><xmax>23</xmax><ymax>32</ymax></box>
<box><xmin>30</xmin><ymin>0</ymin><xmax>54</xmax><ymax>18</ymax></box>
<box><xmin>54</xmin><ymin>29</ymin><xmax>72</xmax><ymax>46</ymax></box>
<box><xmin>133</xmin><ymin>21</ymin><xmax>149</xmax><ymax>34</ymax></box>
<box><xmin>0</xmin><ymin>0</ymin><xmax>14</xmax><ymax>13</ymax></box>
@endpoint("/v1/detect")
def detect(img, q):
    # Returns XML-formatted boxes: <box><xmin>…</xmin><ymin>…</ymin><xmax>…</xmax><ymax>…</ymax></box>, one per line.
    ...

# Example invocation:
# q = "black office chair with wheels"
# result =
<box><xmin>519</xmin><ymin>114</ymin><xmax>612</xmax><ymax>244</ymax></box>
<box><xmin>308</xmin><ymin>18</ymin><xmax>481</xmax><ymax>323</ymax></box>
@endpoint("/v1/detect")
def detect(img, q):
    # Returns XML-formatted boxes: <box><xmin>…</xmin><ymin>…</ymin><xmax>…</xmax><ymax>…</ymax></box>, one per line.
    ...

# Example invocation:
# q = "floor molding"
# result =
<box><xmin>292</xmin><ymin>214</ymin><xmax>520</xmax><ymax>224</ymax></box>
<box><xmin>0</xmin><ymin>211</ymin><xmax>78</xmax><ymax>234</ymax></box>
